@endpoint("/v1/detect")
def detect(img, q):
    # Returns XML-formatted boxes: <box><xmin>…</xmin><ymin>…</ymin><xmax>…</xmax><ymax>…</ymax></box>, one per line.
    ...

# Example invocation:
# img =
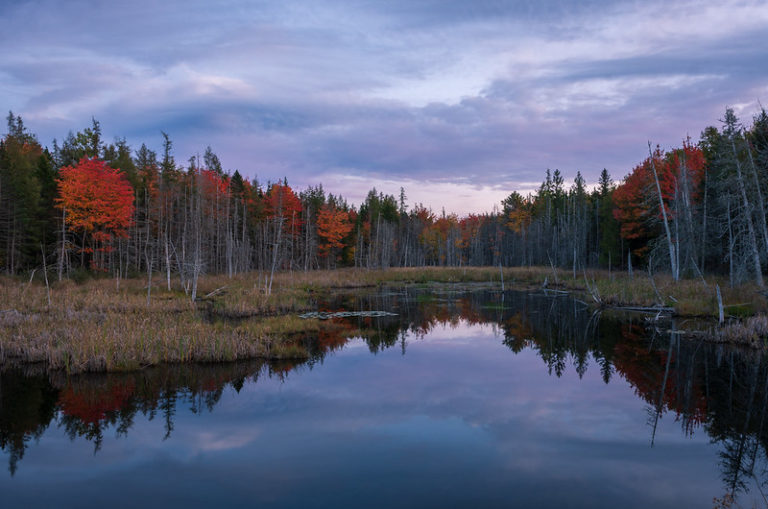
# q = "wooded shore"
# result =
<box><xmin>1</xmin><ymin>266</ymin><xmax>766</xmax><ymax>374</ymax></box>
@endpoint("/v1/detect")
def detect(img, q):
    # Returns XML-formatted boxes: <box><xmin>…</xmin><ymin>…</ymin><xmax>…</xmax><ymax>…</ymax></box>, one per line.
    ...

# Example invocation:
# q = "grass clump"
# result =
<box><xmin>716</xmin><ymin>315</ymin><xmax>768</xmax><ymax>348</ymax></box>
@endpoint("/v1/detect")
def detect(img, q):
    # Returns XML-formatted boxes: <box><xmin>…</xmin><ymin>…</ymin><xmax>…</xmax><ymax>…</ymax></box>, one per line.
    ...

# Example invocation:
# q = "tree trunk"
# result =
<box><xmin>648</xmin><ymin>142</ymin><xmax>678</xmax><ymax>281</ymax></box>
<box><xmin>732</xmin><ymin>139</ymin><xmax>764</xmax><ymax>287</ymax></box>
<box><xmin>746</xmin><ymin>144</ymin><xmax>768</xmax><ymax>256</ymax></box>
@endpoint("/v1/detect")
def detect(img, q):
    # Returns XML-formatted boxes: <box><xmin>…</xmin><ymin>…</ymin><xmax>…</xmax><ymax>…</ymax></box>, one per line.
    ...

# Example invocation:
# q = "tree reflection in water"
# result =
<box><xmin>1</xmin><ymin>287</ymin><xmax>767</xmax><ymax>501</ymax></box>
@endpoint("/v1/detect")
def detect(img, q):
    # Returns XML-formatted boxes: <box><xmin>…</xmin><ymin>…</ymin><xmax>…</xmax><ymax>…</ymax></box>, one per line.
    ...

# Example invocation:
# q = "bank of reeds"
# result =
<box><xmin>1</xmin><ymin>266</ymin><xmax>767</xmax><ymax>372</ymax></box>
<box><xmin>715</xmin><ymin>315</ymin><xmax>768</xmax><ymax>348</ymax></box>
<box><xmin>0</xmin><ymin>273</ymin><xmax>325</xmax><ymax>372</ymax></box>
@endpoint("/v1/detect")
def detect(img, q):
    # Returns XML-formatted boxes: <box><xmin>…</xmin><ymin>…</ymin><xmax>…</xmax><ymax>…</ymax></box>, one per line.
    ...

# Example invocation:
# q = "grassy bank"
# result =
<box><xmin>1</xmin><ymin>266</ymin><xmax>766</xmax><ymax>373</ymax></box>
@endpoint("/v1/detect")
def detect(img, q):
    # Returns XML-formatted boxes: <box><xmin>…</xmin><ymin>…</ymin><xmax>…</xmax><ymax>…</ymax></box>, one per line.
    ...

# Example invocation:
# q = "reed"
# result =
<box><xmin>2</xmin><ymin>266</ymin><xmax>767</xmax><ymax>373</ymax></box>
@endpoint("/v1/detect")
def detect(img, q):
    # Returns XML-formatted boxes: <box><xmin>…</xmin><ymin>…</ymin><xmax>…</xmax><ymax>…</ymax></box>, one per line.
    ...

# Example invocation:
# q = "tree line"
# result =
<box><xmin>1</xmin><ymin>106</ymin><xmax>767</xmax><ymax>291</ymax></box>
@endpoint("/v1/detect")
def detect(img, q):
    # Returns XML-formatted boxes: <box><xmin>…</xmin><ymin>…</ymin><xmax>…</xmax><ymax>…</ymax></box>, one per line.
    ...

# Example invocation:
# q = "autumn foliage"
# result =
<box><xmin>4</xmin><ymin>107</ymin><xmax>764</xmax><ymax>280</ymax></box>
<box><xmin>266</xmin><ymin>182</ymin><xmax>303</xmax><ymax>231</ymax></box>
<box><xmin>56</xmin><ymin>157</ymin><xmax>135</xmax><ymax>259</ymax></box>
<box><xmin>200</xmin><ymin>168</ymin><xmax>229</xmax><ymax>195</ymax></box>
<box><xmin>612</xmin><ymin>143</ymin><xmax>705</xmax><ymax>255</ymax></box>
<box><xmin>317</xmin><ymin>204</ymin><xmax>352</xmax><ymax>260</ymax></box>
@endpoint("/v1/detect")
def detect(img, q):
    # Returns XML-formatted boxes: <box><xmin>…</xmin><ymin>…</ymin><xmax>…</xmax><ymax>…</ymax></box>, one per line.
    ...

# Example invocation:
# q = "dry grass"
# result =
<box><xmin>0</xmin><ymin>273</ymin><xmax>325</xmax><ymax>373</ymax></box>
<box><xmin>2</xmin><ymin>266</ymin><xmax>768</xmax><ymax>372</ymax></box>
<box><xmin>515</xmin><ymin>267</ymin><xmax>768</xmax><ymax>318</ymax></box>
<box><xmin>715</xmin><ymin>315</ymin><xmax>768</xmax><ymax>348</ymax></box>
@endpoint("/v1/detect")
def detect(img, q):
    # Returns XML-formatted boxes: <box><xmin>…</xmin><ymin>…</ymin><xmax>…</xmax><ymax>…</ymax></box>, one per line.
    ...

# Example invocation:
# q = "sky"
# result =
<box><xmin>2</xmin><ymin>0</ymin><xmax>767</xmax><ymax>214</ymax></box>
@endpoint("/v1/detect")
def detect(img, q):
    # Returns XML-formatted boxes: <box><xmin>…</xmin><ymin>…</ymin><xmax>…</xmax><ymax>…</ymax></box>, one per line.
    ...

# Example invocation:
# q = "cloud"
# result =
<box><xmin>1</xmin><ymin>0</ymin><xmax>766</xmax><ymax>213</ymax></box>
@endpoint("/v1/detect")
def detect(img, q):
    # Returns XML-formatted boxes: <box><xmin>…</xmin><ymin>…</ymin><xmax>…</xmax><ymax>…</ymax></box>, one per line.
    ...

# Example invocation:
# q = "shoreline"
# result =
<box><xmin>2</xmin><ymin>267</ymin><xmax>766</xmax><ymax>373</ymax></box>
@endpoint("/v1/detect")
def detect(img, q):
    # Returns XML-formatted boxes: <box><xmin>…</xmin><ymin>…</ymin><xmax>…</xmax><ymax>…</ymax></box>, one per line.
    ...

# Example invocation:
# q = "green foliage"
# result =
<box><xmin>595</xmin><ymin>169</ymin><xmax>620</xmax><ymax>266</ymax></box>
<box><xmin>104</xmin><ymin>138</ymin><xmax>138</xmax><ymax>188</ymax></box>
<box><xmin>53</xmin><ymin>118</ymin><xmax>102</xmax><ymax>168</ymax></box>
<box><xmin>359</xmin><ymin>188</ymin><xmax>399</xmax><ymax>224</ymax></box>
<box><xmin>0</xmin><ymin>112</ymin><xmax>47</xmax><ymax>271</ymax></box>
<box><xmin>301</xmin><ymin>184</ymin><xmax>326</xmax><ymax>215</ymax></box>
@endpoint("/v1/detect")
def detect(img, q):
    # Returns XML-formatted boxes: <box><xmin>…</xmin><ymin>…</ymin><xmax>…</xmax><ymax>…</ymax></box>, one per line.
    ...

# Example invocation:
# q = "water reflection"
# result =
<box><xmin>2</xmin><ymin>287</ymin><xmax>768</xmax><ymax>505</ymax></box>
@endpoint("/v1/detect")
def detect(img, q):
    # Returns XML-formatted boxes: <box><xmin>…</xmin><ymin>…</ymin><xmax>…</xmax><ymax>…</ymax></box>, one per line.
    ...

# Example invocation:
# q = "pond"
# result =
<box><xmin>1</xmin><ymin>287</ymin><xmax>767</xmax><ymax>508</ymax></box>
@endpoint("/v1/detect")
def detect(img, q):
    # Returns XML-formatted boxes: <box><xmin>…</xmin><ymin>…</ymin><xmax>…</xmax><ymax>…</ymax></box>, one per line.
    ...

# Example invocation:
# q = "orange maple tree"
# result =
<box><xmin>317</xmin><ymin>203</ymin><xmax>352</xmax><ymax>261</ymax></box>
<box><xmin>56</xmin><ymin>157</ymin><xmax>135</xmax><ymax>265</ymax></box>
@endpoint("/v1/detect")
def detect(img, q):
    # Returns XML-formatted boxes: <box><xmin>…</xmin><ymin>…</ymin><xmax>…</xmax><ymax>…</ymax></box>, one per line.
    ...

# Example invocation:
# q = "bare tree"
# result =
<box><xmin>649</xmin><ymin>142</ymin><xmax>679</xmax><ymax>281</ymax></box>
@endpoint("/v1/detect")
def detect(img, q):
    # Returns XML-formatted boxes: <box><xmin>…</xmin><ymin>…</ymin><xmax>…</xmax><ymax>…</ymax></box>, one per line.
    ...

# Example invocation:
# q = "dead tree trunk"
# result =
<box><xmin>732</xmin><ymin>138</ymin><xmax>764</xmax><ymax>287</ymax></box>
<box><xmin>57</xmin><ymin>207</ymin><xmax>67</xmax><ymax>281</ymax></box>
<box><xmin>649</xmin><ymin>142</ymin><xmax>678</xmax><ymax>281</ymax></box>
<box><xmin>746</xmin><ymin>144</ymin><xmax>768</xmax><ymax>256</ymax></box>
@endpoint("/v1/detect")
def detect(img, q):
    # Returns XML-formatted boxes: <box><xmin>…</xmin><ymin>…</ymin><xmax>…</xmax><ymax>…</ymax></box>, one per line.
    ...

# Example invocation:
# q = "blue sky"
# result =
<box><xmin>2</xmin><ymin>0</ymin><xmax>767</xmax><ymax>213</ymax></box>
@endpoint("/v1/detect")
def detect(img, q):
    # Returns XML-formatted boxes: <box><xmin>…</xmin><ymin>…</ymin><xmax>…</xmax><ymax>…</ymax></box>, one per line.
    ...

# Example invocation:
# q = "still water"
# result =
<box><xmin>1</xmin><ymin>288</ymin><xmax>767</xmax><ymax>508</ymax></box>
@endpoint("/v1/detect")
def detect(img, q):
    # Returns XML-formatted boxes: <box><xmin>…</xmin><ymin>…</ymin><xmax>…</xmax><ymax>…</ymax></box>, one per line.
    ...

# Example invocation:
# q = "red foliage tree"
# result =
<box><xmin>317</xmin><ymin>204</ymin><xmax>352</xmax><ymax>262</ymax></box>
<box><xmin>457</xmin><ymin>214</ymin><xmax>484</xmax><ymax>254</ymax></box>
<box><xmin>612</xmin><ymin>160</ymin><xmax>652</xmax><ymax>254</ymax></box>
<box><xmin>200</xmin><ymin>168</ymin><xmax>229</xmax><ymax>195</ymax></box>
<box><xmin>197</xmin><ymin>168</ymin><xmax>230</xmax><ymax>220</ymax></box>
<box><xmin>613</xmin><ymin>142</ymin><xmax>705</xmax><ymax>256</ymax></box>
<box><xmin>266</xmin><ymin>182</ymin><xmax>303</xmax><ymax>233</ymax></box>
<box><xmin>56</xmin><ymin>157</ymin><xmax>135</xmax><ymax>267</ymax></box>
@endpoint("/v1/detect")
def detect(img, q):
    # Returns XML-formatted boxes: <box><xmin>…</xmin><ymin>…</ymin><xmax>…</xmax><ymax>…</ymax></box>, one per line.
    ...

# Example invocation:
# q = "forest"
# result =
<box><xmin>1</xmin><ymin>107</ymin><xmax>768</xmax><ymax>296</ymax></box>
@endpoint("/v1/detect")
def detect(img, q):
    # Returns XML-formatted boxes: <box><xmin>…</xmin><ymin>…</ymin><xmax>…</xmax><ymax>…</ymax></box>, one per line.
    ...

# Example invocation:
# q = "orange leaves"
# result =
<box><xmin>458</xmin><ymin>214</ymin><xmax>483</xmax><ymax>249</ymax></box>
<box><xmin>56</xmin><ymin>157</ymin><xmax>135</xmax><ymax>248</ymax></box>
<box><xmin>317</xmin><ymin>204</ymin><xmax>352</xmax><ymax>258</ymax></box>
<box><xmin>612</xmin><ymin>163</ymin><xmax>650</xmax><ymax>244</ymax></box>
<box><xmin>200</xmin><ymin>169</ymin><xmax>229</xmax><ymax>196</ymax></box>
<box><xmin>506</xmin><ymin>203</ymin><xmax>532</xmax><ymax>234</ymax></box>
<box><xmin>613</xmin><ymin>143</ymin><xmax>706</xmax><ymax>253</ymax></box>
<box><xmin>421</xmin><ymin>215</ymin><xmax>455</xmax><ymax>248</ymax></box>
<box><xmin>502</xmin><ymin>191</ymin><xmax>532</xmax><ymax>234</ymax></box>
<box><xmin>19</xmin><ymin>140</ymin><xmax>43</xmax><ymax>157</ymax></box>
<box><xmin>266</xmin><ymin>182</ymin><xmax>303</xmax><ymax>230</ymax></box>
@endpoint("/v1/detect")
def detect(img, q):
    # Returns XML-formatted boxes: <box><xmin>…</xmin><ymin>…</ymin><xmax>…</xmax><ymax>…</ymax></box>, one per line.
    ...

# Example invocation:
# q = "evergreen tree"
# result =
<box><xmin>596</xmin><ymin>169</ymin><xmax>620</xmax><ymax>267</ymax></box>
<box><xmin>0</xmin><ymin>112</ymin><xmax>45</xmax><ymax>271</ymax></box>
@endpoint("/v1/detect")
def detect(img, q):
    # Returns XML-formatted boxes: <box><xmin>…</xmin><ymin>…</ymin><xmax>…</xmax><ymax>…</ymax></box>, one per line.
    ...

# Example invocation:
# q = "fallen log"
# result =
<box><xmin>299</xmin><ymin>310</ymin><xmax>398</xmax><ymax>320</ymax></box>
<box><xmin>612</xmin><ymin>306</ymin><xmax>675</xmax><ymax>313</ymax></box>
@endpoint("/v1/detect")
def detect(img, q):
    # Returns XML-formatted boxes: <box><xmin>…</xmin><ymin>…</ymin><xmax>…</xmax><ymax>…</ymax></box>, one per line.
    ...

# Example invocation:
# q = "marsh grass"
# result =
<box><xmin>2</xmin><ymin>266</ymin><xmax>768</xmax><ymax>372</ymax></box>
<box><xmin>716</xmin><ymin>315</ymin><xmax>768</xmax><ymax>348</ymax></box>
<box><xmin>524</xmin><ymin>269</ymin><xmax>768</xmax><ymax>318</ymax></box>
